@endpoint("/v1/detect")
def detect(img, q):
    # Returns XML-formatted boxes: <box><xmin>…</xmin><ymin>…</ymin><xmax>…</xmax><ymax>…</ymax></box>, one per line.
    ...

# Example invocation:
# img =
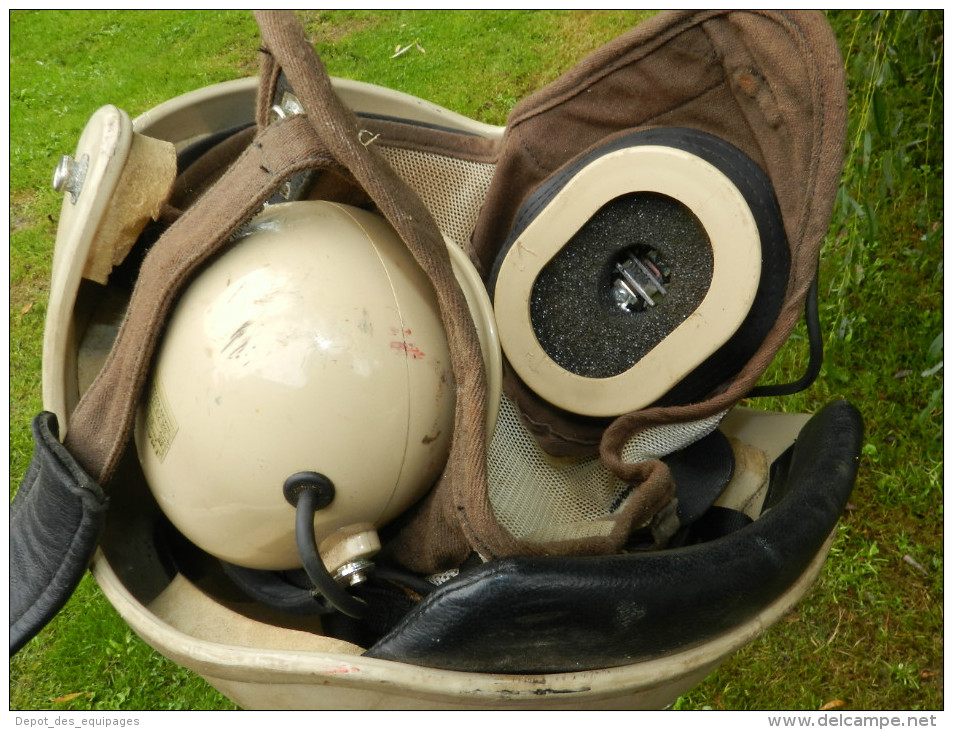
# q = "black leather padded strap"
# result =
<box><xmin>10</xmin><ymin>412</ymin><xmax>107</xmax><ymax>654</ymax></box>
<box><xmin>365</xmin><ymin>400</ymin><xmax>862</xmax><ymax>673</ymax></box>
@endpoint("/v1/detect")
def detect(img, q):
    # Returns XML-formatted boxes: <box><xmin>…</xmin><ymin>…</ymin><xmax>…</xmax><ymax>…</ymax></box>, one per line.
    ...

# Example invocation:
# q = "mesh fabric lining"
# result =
<box><xmin>488</xmin><ymin>395</ymin><xmax>725</xmax><ymax>542</ymax></box>
<box><xmin>376</xmin><ymin>145</ymin><xmax>495</xmax><ymax>257</ymax></box>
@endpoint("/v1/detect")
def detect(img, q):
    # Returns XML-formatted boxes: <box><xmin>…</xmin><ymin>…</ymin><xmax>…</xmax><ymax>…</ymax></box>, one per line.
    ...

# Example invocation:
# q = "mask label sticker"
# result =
<box><xmin>145</xmin><ymin>379</ymin><xmax>178</xmax><ymax>462</ymax></box>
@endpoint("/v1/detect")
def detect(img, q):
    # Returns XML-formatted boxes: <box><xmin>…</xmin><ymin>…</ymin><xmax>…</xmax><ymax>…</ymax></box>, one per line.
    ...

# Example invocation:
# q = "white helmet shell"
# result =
<box><xmin>135</xmin><ymin>200</ymin><xmax>456</xmax><ymax>570</ymax></box>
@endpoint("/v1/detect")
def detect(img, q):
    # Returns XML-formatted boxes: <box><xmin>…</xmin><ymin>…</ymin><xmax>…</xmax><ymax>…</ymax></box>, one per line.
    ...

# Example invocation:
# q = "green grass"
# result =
<box><xmin>9</xmin><ymin>10</ymin><xmax>943</xmax><ymax>711</ymax></box>
<box><xmin>675</xmin><ymin>10</ymin><xmax>944</xmax><ymax>711</ymax></box>
<box><xmin>9</xmin><ymin>577</ymin><xmax>232</xmax><ymax>711</ymax></box>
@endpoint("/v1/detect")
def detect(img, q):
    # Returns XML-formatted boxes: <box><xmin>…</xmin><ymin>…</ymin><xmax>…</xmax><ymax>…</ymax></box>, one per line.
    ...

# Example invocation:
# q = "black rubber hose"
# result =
<box><xmin>372</xmin><ymin>564</ymin><xmax>438</xmax><ymax>598</ymax></box>
<box><xmin>294</xmin><ymin>488</ymin><xmax>367</xmax><ymax>619</ymax></box>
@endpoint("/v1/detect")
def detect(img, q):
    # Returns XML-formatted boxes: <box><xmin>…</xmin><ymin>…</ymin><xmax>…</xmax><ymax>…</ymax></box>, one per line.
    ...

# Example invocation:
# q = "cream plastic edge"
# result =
<box><xmin>42</xmin><ymin>105</ymin><xmax>133</xmax><ymax>432</ymax></box>
<box><xmin>90</xmin><ymin>522</ymin><xmax>833</xmax><ymax>708</ymax></box>
<box><xmin>132</xmin><ymin>76</ymin><xmax>504</xmax><ymax>145</ymax></box>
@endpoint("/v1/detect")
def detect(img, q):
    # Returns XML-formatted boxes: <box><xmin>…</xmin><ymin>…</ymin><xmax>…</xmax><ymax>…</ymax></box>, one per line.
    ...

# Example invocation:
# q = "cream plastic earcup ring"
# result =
<box><xmin>490</xmin><ymin>128</ymin><xmax>786</xmax><ymax>418</ymax></box>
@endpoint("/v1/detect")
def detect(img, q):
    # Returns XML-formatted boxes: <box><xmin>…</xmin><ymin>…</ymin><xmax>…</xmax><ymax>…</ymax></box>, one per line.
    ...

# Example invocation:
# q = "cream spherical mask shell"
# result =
<box><xmin>135</xmin><ymin>201</ymin><xmax>456</xmax><ymax>570</ymax></box>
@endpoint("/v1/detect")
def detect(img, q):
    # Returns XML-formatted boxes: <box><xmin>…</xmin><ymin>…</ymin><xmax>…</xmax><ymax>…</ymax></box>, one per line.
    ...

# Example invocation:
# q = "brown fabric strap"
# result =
<box><xmin>63</xmin><ymin>115</ymin><xmax>340</xmax><ymax>484</ymax></box>
<box><xmin>170</xmin><ymin>124</ymin><xmax>259</xmax><ymax>211</ymax></box>
<box><xmin>253</xmin><ymin>11</ymin><xmax>513</xmax><ymax>569</ymax></box>
<box><xmin>356</xmin><ymin>117</ymin><xmax>500</xmax><ymax>165</ymax></box>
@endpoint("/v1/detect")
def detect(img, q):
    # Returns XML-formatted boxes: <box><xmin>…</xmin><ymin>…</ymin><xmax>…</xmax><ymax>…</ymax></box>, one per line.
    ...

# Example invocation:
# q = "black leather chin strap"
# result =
<box><xmin>364</xmin><ymin>400</ymin><xmax>862</xmax><ymax>673</ymax></box>
<box><xmin>10</xmin><ymin>412</ymin><xmax>107</xmax><ymax>655</ymax></box>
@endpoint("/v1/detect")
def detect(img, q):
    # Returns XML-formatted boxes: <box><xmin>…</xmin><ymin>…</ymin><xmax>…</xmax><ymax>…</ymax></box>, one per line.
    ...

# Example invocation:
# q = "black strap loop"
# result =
<box><xmin>749</xmin><ymin>270</ymin><xmax>824</xmax><ymax>398</ymax></box>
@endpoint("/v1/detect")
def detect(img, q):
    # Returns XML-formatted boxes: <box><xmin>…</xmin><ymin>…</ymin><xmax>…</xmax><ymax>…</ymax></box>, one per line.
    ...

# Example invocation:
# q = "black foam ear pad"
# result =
<box><xmin>529</xmin><ymin>191</ymin><xmax>715</xmax><ymax>380</ymax></box>
<box><xmin>489</xmin><ymin>127</ymin><xmax>789</xmax><ymax>417</ymax></box>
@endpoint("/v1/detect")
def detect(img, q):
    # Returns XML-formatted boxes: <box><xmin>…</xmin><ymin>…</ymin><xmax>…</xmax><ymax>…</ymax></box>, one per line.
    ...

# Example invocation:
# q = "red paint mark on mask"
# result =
<box><xmin>391</xmin><ymin>341</ymin><xmax>426</xmax><ymax>359</ymax></box>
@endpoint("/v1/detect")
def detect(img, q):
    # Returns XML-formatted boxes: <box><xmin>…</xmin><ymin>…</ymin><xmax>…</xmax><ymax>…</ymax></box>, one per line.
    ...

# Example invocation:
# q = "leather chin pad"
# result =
<box><xmin>10</xmin><ymin>412</ymin><xmax>108</xmax><ymax>655</ymax></box>
<box><xmin>364</xmin><ymin>400</ymin><xmax>863</xmax><ymax>673</ymax></box>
